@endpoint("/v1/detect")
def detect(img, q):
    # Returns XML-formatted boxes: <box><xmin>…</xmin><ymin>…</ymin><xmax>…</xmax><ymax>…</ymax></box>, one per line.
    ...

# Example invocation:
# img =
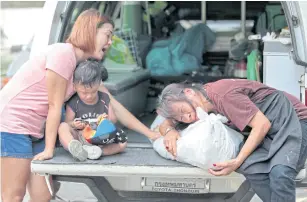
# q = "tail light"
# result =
<box><xmin>305</xmin><ymin>88</ymin><xmax>307</xmax><ymax>106</ymax></box>
<box><xmin>1</xmin><ymin>77</ymin><xmax>11</xmax><ymax>89</ymax></box>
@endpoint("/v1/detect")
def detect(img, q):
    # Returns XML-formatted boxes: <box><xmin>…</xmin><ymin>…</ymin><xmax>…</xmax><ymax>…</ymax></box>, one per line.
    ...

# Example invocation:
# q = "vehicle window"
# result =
<box><xmin>61</xmin><ymin>1</ymin><xmax>108</xmax><ymax>43</ymax></box>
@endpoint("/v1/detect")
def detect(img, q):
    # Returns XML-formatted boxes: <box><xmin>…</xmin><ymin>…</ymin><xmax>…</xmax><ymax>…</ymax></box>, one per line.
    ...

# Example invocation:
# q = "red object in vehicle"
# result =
<box><xmin>305</xmin><ymin>89</ymin><xmax>307</xmax><ymax>106</ymax></box>
<box><xmin>1</xmin><ymin>77</ymin><xmax>11</xmax><ymax>89</ymax></box>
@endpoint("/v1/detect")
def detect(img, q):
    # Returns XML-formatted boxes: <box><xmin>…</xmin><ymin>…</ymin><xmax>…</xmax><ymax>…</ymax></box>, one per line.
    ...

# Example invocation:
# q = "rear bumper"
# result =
<box><xmin>32</xmin><ymin>162</ymin><xmax>246</xmax><ymax>193</ymax></box>
<box><xmin>31</xmin><ymin>147</ymin><xmax>307</xmax><ymax>194</ymax></box>
<box><xmin>52</xmin><ymin>176</ymin><xmax>255</xmax><ymax>202</ymax></box>
<box><xmin>32</xmin><ymin>162</ymin><xmax>243</xmax><ymax>178</ymax></box>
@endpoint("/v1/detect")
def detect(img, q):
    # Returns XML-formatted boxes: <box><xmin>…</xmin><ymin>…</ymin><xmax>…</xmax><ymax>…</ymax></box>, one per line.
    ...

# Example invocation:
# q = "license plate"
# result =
<box><xmin>141</xmin><ymin>177</ymin><xmax>210</xmax><ymax>194</ymax></box>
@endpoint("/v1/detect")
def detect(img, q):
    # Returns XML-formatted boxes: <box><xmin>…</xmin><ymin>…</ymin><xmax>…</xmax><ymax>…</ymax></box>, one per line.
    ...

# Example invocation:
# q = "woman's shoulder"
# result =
<box><xmin>44</xmin><ymin>43</ymin><xmax>77</xmax><ymax>80</ymax></box>
<box><xmin>205</xmin><ymin>79</ymin><xmax>250</xmax><ymax>96</ymax></box>
<box><xmin>46</xmin><ymin>43</ymin><xmax>74</xmax><ymax>55</ymax></box>
<box><xmin>48</xmin><ymin>42</ymin><xmax>73</xmax><ymax>49</ymax></box>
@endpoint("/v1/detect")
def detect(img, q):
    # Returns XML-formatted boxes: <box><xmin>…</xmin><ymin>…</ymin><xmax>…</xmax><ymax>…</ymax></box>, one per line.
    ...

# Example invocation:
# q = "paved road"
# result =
<box><xmin>22</xmin><ymin>182</ymin><xmax>98</xmax><ymax>202</ymax></box>
<box><xmin>17</xmin><ymin>182</ymin><xmax>307</xmax><ymax>202</ymax></box>
<box><xmin>21</xmin><ymin>182</ymin><xmax>263</xmax><ymax>202</ymax></box>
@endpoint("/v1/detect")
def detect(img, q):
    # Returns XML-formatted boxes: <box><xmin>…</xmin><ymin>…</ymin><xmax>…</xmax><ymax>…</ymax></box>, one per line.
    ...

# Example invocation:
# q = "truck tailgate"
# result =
<box><xmin>31</xmin><ymin>147</ymin><xmax>243</xmax><ymax>179</ymax></box>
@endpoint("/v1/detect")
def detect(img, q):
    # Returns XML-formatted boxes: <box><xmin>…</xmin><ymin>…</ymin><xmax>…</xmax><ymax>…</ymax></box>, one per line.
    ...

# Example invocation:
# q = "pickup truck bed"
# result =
<box><xmin>32</xmin><ymin>144</ymin><xmax>249</xmax><ymax>202</ymax></box>
<box><xmin>31</xmin><ymin>114</ymin><xmax>254</xmax><ymax>202</ymax></box>
<box><xmin>31</xmin><ymin>113</ymin><xmax>243</xmax><ymax>178</ymax></box>
<box><xmin>31</xmin><ymin>113</ymin><xmax>307</xmax><ymax>202</ymax></box>
<box><xmin>32</xmin><ymin>147</ymin><xmax>208</xmax><ymax>176</ymax></box>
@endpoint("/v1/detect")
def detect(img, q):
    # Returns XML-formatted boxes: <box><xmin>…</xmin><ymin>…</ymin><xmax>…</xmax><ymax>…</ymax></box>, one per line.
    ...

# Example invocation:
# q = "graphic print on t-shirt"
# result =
<box><xmin>67</xmin><ymin>91</ymin><xmax>110</xmax><ymax>126</ymax></box>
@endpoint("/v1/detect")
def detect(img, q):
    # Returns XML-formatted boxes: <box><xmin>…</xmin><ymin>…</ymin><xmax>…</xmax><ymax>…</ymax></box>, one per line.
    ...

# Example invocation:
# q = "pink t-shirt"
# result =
<box><xmin>0</xmin><ymin>43</ymin><xmax>76</xmax><ymax>138</ymax></box>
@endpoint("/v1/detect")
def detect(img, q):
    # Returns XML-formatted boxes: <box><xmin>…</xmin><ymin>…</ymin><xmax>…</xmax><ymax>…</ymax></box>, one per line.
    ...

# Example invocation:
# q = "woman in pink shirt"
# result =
<box><xmin>0</xmin><ymin>9</ymin><xmax>159</xmax><ymax>202</ymax></box>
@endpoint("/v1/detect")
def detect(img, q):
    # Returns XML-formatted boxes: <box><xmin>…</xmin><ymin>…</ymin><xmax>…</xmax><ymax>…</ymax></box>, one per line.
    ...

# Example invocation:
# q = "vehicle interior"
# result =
<box><xmin>58</xmin><ymin>1</ymin><xmax>288</xmax><ymax>147</ymax></box>
<box><xmin>31</xmin><ymin>1</ymin><xmax>299</xmax><ymax>200</ymax></box>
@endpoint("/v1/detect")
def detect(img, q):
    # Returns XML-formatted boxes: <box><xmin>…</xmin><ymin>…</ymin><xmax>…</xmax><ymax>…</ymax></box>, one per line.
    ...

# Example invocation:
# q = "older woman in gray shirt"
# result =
<box><xmin>156</xmin><ymin>79</ymin><xmax>307</xmax><ymax>202</ymax></box>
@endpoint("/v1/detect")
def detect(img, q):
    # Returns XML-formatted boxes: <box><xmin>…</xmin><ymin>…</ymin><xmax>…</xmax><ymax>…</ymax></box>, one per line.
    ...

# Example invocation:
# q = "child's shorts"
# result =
<box><xmin>1</xmin><ymin>132</ymin><xmax>45</xmax><ymax>159</ymax></box>
<box><xmin>71</xmin><ymin>128</ymin><xmax>128</xmax><ymax>146</ymax></box>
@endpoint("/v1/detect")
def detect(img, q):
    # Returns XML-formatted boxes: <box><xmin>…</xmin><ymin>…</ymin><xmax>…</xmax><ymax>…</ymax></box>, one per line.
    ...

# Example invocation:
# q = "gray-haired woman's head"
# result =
<box><xmin>157</xmin><ymin>82</ymin><xmax>204</xmax><ymax>120</ymax></box>
<box><xmin>73</xmin><ymin>60</ymin><xmax>108</xmax><ymax>87</ymax></box>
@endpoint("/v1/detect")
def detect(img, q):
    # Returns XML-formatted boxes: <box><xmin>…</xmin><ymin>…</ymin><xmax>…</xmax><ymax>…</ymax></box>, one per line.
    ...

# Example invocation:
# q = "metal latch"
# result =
<box><xmin>60</xmin><ymin>13</ymin><xmax>65</xmax><ymax>21</ymax></box>
<box><xmin>298</xmin><ymin>74</ymin><xmax>305</xmax><ymax>86</ymax></box>
<box><xmin>292</xmin><ymin>15</ymin><xmax>299</xmax><ymax>27</ymax></box>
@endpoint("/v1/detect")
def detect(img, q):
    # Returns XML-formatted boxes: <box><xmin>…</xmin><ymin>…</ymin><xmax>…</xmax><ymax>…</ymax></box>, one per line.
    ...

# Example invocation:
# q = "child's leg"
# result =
<box><xmin>58</xmin><ymin>122</ymin><xmax>75</xmax><ymax>150</ymax></box>
<box><xmin>97</xmin><ymin>128</ymin><xmax>128</xmax><ymax>156</ymax></box>
<box><xmin>58</xmin><ymin>122</ymin><xmax>87</xmax><ymax>161</ymax></box>
<box><xmin>82</xmin><ymin>144</ymin><xmax>103</xmax><ymax>160</ymax></box>
<box><xmin>83</xmin><ymin>142</ymin><xmax>127</xmax><ymax>159</ymax></box>
<box><xmin>100</xmin><ymin>142</ymin><xmax>127</xmax><ymax>156</ymax></box>
<box><xmin>82</xmin><ymin>127</ymin><xmax>128</xmax><ymax>159</ymax></box>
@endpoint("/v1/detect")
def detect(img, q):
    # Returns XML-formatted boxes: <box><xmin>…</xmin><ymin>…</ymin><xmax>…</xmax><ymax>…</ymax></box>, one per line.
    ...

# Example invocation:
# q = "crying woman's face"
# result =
<box><xmin>171</xmin><ymin>101</ymin><xmax>198</xmax><ymax>123</ymax></box>
<box><xmin>91</xmin><ymin>23</ymin><xmax>114</xmax><ymax>61</ymax></box>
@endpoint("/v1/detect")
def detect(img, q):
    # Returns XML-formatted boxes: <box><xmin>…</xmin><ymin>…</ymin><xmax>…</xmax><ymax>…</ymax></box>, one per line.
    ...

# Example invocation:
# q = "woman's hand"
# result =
<box><xmin>164</xmin><ymin>130</ymin><xmax>180</xmax><ymax>157</ymax></box>
<box><xmin>97</xmin><ymin>113</ymin><xmax>108</xmax><ymax>123</ymax></box>
<box><xmin>148</xmin><ymin>131</ymin><xmax>162</xmax><ymax>141</ymax></box>
<box><xmin>208</xmin><ymin>158</ymin><xmax>242</xmax><ymax>176</ymax></box>
<box><xmin>33</xmin><ymin>149</ymin><xmax>54</xmax><ymax>161</ymax></box>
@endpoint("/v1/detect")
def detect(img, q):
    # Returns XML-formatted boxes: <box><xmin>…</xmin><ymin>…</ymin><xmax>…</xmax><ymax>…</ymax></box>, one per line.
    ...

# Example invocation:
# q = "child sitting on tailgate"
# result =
<box><xmin>58</xmin><ymin>61</ymin><xmax>127</xmax><ymax>161</ymax></box>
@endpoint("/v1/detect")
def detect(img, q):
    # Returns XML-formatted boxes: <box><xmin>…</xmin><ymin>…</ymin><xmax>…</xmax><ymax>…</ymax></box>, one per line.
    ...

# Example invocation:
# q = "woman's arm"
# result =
<box><xmin>209</xmin><ymin>111</ymin><xmax>271</xmax><ymax>176</ymax></box>
<box><xmin>159</xmin><ymin>118</ymin><xmax>176</xmax><ymax>135</ymax></box>
<box><xmin>110</xmin><ymin>96</ymin><xmax>158</xmax><ymax>139</ymax></box>
<box><xmin>99</xmin><ymin>85</ymin><xmax>160</xmax><ymax>140</ymax></box>
<box><xmin>159</xmin><ymin>119</ymin><xmax>180</xmax><ymax>157</ymax></box>
<box><xmin>236</xmin><ymin>111</ymin><xmax>271</xmax><ymax>165</ymax></box>
<box><xmin>33</xmin><ymin>69</ymin><xmax>67</xmax><ymax>160</ymax></box>
<box><xmin>218</xmin><ymin>93</ymin><xmax>272</xmax><ymax>166</ymax></box>
<box><xmin>209</xmin><ymin>93</ymin><xmax>272</xmax><ymax>176</ymax></box>
<box><xmin>107</xmin><ymin>103</ymin><xmax>117</xmax><ymax>123</ymax></box>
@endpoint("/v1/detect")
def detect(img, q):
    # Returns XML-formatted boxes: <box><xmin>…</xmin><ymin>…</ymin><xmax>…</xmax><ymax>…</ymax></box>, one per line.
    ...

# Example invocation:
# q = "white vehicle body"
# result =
<box><xmin>30</xmin><ymin>1</ymin><xmax>307</xmax><ymax>201</ymax></box>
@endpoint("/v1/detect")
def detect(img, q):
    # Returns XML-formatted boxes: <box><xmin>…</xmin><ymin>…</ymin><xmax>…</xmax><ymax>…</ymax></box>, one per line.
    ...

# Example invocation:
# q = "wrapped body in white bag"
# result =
<box><xmin>151</xmin><ymin>108</ymin><xmax>244</xmax><ymax>170</ymax></box>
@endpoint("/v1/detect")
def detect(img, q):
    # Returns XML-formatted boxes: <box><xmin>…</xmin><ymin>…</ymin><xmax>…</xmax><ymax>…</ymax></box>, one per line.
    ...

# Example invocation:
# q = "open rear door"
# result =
<box><xmin>30</xmin><ymin>1</ymin><xmax>67</xmax><ymax>58</ymax></box>
<box><xmin>282</xmin><ymin>6</ymin><xmax>307</xmax><ymax>199</ymax></box>
<box><xmin>282</xmin><ymin>1</ymin><xmax>307</xmax><ymax>105</ymax></box>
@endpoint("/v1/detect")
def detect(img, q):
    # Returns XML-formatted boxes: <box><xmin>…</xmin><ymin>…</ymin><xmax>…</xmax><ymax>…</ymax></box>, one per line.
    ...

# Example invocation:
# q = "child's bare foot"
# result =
<box><xmin>82</xmin><ymin>145</ymin><xmax>102</xmax><ymax>160</ymax></box>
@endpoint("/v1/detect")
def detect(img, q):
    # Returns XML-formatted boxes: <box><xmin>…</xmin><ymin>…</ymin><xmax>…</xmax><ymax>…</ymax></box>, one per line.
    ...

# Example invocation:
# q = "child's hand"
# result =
<box><xmin>97</xmin><ymin>113</ymin><xmax>108</xmax><ymax>123</ymax></box>
<box><xmin>72</xmin><ymin>119</ymin><xmax>85</xmax><ymax>130</ymax></box>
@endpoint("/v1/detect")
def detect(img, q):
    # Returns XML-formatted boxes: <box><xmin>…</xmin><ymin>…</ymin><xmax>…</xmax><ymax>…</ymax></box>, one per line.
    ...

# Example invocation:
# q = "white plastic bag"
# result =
<box><xmin>151</xmin><ymin>108</ymin><xmax>244</xmax><ymax>170</ymax></box>
<box><xmin>151</xmin><ymin>115</ymin><xmax>176</xmax><ymax>160</ymax></box>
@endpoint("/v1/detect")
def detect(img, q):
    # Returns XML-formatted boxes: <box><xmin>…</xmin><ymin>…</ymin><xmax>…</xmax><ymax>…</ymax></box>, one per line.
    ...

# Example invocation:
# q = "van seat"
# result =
<box><xmin>103</xmin><ymin>69</ymin><xmax>151</xmax><ymax>116</ymax></box>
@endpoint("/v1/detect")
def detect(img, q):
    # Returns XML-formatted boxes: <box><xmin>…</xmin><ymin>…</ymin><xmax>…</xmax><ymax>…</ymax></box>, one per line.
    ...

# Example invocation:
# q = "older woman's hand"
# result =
<box><xmin>208</xmin><ymin>158</ymin><xmax>242</xmax><ymax>176</ymax></box>
<box><xmin>163</xmin><ymin>130</ymin><xmax>180</xmax><ymax>157</ymax></box>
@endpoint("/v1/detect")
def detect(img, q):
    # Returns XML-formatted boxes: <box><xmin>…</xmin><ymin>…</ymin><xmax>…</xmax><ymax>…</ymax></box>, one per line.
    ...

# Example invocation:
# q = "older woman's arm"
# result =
<box><xmin>209</xmin><ymin>111</ymin><xmax>271</xmax><ymax>176</ymax></box>
<box><xmin>33</xmin><ymin>70</ymin><xmax>67</xmax><ymax>160</ymax></box>
<box><xmin>99</xmin><ymin>85</ymin><xmax>160</xmax><ymax>140</ymax></box>
<box><xmin>236</xmin><ymin>111</ymin><xmax>271</xmax><ymax>164</ymax></box>
<box><xmin>159</xmin><ymin>119</ymin><xmax>180</xmax><ymax>157</ymax></box>
<box><xmin>209</xmin><ymin>93</ymin><xmax>272</xmax><ymax>176</ymax></box>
